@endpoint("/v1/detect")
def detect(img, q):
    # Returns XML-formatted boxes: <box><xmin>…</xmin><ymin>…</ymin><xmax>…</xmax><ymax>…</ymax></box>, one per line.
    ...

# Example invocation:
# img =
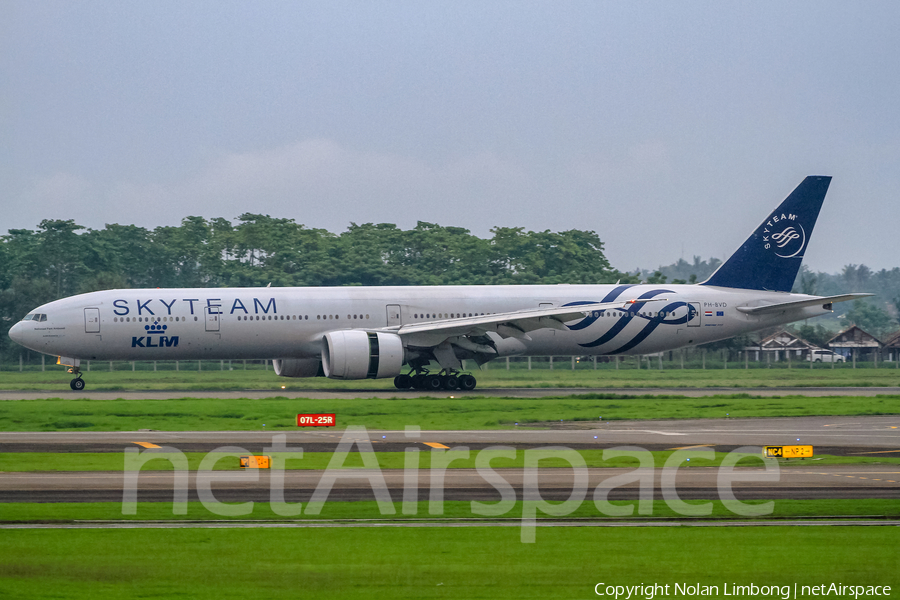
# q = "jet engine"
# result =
<box><xmin>322</xmin><ymin>330</ymin><xmax>405</xmax><ymax>379</ymax></box>
<box><xmin>272</xmin><ymin>358</ymin><xmax>323</xmax><ymax>378</ymax></box>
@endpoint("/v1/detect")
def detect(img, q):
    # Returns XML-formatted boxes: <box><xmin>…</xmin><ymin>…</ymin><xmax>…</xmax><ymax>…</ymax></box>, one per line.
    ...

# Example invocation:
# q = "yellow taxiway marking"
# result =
<box><xmin>849</xmin><ymin>449</ymin><xmax>900</xmax><ymax>454</ymax></box>
<box><xmin>669</xmin><ymin>444</ymin><xmax>715</xmax><ymax>450</ymax></box>
<box><xmin>132</xmin><ymin>442</ymin><xmax>161</xmax><ymax>449</ymax></box>
<box><xmin>424</xmin><ymin>442</ymin><xmax>450</xmax><ymax>449</ymax></box>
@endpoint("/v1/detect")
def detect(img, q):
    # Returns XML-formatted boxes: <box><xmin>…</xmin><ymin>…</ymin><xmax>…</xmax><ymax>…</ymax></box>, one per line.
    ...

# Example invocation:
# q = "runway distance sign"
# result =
<box><xmin>764</xmin><ymin>445</ymin><xmax>813</xmax><ymax>458</ymax></box>
<box><xmin>297</xmin><ymin>413</ymin><xmax>336</xmax><ymax>427</ymax></box>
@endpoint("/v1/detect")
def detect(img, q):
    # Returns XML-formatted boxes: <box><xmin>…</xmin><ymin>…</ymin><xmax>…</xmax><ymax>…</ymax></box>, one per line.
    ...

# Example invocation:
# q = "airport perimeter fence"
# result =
<box><xmin>2</xmin><ymin>349</ymin><xmax>896</xmax><ymax>373</ymax></box>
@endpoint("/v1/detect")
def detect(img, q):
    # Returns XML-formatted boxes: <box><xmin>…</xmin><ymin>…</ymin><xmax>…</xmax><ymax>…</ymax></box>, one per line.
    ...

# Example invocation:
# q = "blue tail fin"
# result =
<box><xmin>701</xmin><ymin>176</ymin><xmax>831</xmax><ymax>292</ymax></box>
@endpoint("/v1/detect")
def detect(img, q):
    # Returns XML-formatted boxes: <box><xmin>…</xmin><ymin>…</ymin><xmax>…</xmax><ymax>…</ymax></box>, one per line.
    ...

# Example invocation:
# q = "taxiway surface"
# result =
<box><xmin>1</xmin><ymin>386</ymin><xmax>898</xmax><ymax>401</ymax></box>
<box><xmin>1</xmin><ymin>415</ymin><xmax>897</xmax><ymax>504</ymax></box>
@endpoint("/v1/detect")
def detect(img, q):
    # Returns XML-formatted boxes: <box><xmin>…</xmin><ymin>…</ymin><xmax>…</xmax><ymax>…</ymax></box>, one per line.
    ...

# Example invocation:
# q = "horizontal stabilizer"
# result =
<box><xmin>736</xmin><ymin>293</ymin><xmax>873</xmax><ymax>315</ymax></box>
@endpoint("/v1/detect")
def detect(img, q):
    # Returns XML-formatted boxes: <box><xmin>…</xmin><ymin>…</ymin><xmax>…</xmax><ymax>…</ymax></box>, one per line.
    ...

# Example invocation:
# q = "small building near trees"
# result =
<box><xmin>826</xmin><ymin>326</ymin><xmax>883</xmax><ymax>362</ymax></box>
<box><xmin>744</xmin><ymin>330</ymin><xmax>819</xmax><ymax>362</ymax></box>
<box><xmin>880</xmin><ymin>330</ymin><xmax>900</xmax><ymax>363</ymax></box>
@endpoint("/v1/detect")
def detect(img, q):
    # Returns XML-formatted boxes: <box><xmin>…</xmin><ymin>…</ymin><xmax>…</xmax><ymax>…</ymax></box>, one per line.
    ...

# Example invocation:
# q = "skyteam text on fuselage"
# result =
<box><xmin>8</xmin><ymin>176</ymin><xmax>870</xmax><ymax>391</ymax></box>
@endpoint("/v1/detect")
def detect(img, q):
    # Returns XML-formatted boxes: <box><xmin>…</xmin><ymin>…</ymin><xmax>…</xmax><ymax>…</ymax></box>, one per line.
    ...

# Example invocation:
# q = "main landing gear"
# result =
<box><xmin>394</xmin><ymin>369</ymin><xmax>477</xmax><ymax>391</ymax></box>
<box><xmin>67</xmin><ymin>366</ymin><xmax>85</xmax><ymax>391</ymax></box>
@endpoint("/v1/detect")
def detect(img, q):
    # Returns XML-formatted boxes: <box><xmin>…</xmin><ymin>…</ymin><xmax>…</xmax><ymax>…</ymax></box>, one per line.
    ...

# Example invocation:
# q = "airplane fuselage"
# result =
<box><xmin>8</xmin><ymin>176</ymin><xmax>867</xmax><ymax>391</ymax></box>
<box><xmin>11</xmin><ymin>284</ymin><xmax>831</xmax><ymax>362</ymax></box>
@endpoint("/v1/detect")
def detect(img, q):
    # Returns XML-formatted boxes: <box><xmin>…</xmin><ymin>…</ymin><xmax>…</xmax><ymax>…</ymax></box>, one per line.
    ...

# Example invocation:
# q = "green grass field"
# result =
<box><xmin>1</xmin><ymin>361</ymin><xmax>899</xmax><ymax>390</ymax></box>
<box><xmin>2</xmin><ymin>499</ymin><xmax>898</xmax><ymax>523</ymax></box>
<box><xmin>1</xmin><ymin>527</ymin><xmax>896</xmax><ymax>600</ymax></box>
<box><xmin>1</xmin><ymin>393</ymin><xmax>897</xmax><ymax>431</ymax></box>
<box><xmin>2</xmin><ymin>370</ymin><xmax>897</xmax><ymax>598</ymax></box>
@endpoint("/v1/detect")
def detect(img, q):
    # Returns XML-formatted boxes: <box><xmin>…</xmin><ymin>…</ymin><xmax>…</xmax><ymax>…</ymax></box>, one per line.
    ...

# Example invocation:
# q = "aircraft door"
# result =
<box><xmin>386</xmin><ymin>304</ymin><xmax>402</xmax><ymax>327</ymax></box>
<box><xmin>687</xmin><ymin>303</ymin><xmax>701</xmax><ymax>327</ymax></box>
<box><xmin>205</xmin><ymin>307</ymin><xmax>221</xmax><ymax>332</ymax></box>
<box><xmin>84</xmin><ymin>308</ymin><xmax>100</xmax><ymax>333</ymax></box>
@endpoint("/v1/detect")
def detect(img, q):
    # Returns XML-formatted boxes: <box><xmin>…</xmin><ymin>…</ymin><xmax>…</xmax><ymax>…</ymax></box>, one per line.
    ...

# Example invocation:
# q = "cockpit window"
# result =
<box><xmin>22</xmin><ymin>314</ymin><xmax>35</xmax><ymax>321</ymax></box>
<box><xmin>39</xmin><ymin>314</ymin><xmax>48</xmax><ymax>322</ymax></box>
<box><xmin>21</xmin><ymin>313</ymin><xmax>47</xmax><ymax>322</ymax></box>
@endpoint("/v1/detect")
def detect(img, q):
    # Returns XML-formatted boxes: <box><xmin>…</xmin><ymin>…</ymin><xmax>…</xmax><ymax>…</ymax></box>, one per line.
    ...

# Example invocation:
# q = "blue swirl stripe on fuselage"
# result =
<box><xmin>574</xmin><ymin>288</ymin><xmax>674</xmax><ymax>348</ymax></box>
<box><xmin>564</xmin><ymin>285</ymin><xmax>635</xmax><ymax>331</ymax></box>
<box><xmin>607</xmin><ymin>301</ymin><xmax>689</xmax><ymax>354</ymax></box>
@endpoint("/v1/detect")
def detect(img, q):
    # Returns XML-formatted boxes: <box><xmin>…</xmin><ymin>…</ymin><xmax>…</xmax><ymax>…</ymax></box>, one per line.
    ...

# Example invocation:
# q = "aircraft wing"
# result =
<box><xmin>735</xmin><ymin>293</ymin><xmax>873</xmax><ymax>316</ymax></box>
<box><xmin>380</xmin><ymin>297</ymin><xmax>668</xmax><ymax>348</ymax></box>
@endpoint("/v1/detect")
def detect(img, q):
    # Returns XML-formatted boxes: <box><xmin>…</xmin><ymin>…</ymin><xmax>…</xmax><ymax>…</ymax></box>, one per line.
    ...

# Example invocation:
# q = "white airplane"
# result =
<box><xmin>9</xmin><ymin>176</ymin><xmax>869</xmax><ymax>392</ymax></box>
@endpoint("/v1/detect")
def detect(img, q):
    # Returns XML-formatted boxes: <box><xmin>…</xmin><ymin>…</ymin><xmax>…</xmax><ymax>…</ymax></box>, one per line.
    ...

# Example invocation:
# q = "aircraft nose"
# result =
<box><xmin>8</xmin><ymin>321</ymin><xmax>25</xmax><ymax>345</ymax></box>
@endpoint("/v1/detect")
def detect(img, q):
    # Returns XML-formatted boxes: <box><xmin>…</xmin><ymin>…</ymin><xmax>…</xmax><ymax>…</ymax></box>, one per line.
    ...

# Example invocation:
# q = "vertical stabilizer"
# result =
<box><xmin>701</xmin><ymin>176</ymin><xmax>831</xmax><ymax>292</ymax></box>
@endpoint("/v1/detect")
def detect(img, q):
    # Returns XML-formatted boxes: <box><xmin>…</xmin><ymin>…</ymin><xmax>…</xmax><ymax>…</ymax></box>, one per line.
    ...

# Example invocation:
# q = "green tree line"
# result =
<box><xmin>4</xmin><ymin>217</ymin><xmax>897</xmax><ymax>360</ymax></box>
<box><xmin>0</xmin><ymin>216</ymin><xmax>637</xmax><ymax>359</ymax></box>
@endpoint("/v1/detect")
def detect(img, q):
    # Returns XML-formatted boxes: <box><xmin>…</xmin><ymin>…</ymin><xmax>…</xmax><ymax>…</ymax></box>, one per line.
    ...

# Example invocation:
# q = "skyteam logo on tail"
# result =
<box><xmin>132</xmin><ymin>320</ymin><xmax>179</xmax><ymax>348</ymax></box>
<box><xmin>761</xmin><ymin>213</ymin><xmax>806</xmax><ymax>259</ymax></box>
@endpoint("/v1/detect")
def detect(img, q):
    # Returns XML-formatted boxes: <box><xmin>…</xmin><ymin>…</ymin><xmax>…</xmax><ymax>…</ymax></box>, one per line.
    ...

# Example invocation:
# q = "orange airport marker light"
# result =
<box><xmin>239</xmin><ymin>456</ymin><xmax>271</xmax><ymax>469</ymax></box>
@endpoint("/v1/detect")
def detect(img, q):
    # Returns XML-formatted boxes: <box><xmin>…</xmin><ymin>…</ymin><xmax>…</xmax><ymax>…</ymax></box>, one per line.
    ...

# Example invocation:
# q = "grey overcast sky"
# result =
<box><xmin>2</xmin><ymin>1</ymin><xmax>898</xmax><ymax>274</ymax></box>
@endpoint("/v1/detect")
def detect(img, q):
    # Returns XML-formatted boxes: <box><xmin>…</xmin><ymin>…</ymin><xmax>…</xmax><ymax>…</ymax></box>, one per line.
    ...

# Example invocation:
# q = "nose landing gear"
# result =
<box><xmin>67</xmin><ymin>366</ymin><xmax>85</xmax><ymax>391</ymax></box>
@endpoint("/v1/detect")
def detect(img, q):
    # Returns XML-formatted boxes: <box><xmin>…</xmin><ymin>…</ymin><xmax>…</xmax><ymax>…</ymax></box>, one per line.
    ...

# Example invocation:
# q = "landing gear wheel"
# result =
<box><xmin>458</xmin><ymin>374</ymin><xmax>477</xmax><ymax>391</ymax></box>
<box><xmin>394</xmin><ymin>374</ymin><xmax>412</xmax><ymax>390</ymax></box>
<box><xmin>424</xmin><ymin>374</ymin><xmax>443</xmax><ymax>391</ymax></box>
<box><xmin>442</xmin><ymin>375</ymin><xmax>459</xmax><ymax>390</ymax></box>
<box><xmin>70</xmin><ymin>377</ymin><xmax>85</xmax><ymax>391</ymax></box>
<box><xmin>411</xmin><ymin>374</ymin><xmax>427</xmax><ymax>390</ymax></box>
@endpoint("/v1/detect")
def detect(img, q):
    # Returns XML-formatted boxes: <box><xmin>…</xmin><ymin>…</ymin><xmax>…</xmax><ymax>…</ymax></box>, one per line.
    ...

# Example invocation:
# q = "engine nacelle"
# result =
<box><xmin>322</xmin><ymin>330</ymin><xmax>404</xmax><ymax>380</ymax></box>
<box><xmin>272</xmin><ymin>358</ymin><xmax>323</xmax><ymax>378</ymax></box>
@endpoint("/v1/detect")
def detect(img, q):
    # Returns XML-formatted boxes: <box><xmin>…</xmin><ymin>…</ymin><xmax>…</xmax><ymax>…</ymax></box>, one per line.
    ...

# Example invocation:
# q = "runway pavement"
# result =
<box><xmin>1</xmin><ymin>464</ymin><xmax>897</xmax><ymax>503</ymax></box>
<box><xmin>2</xmin><ymin>415</ymin><xmax>898</xmax><ymax>451</ymax></box>
<box><xmin>0</xmin><ymin>386</ymin><xmax>898</xmax><ymax>401</ymax></box>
